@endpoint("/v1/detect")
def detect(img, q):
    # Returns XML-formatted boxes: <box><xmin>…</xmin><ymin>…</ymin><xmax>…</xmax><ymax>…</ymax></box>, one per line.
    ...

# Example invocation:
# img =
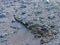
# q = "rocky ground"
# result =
<box><xmin>0</xmin><ymin>0</ymin><xmax>60</xmax><ymax>45</ymax></box>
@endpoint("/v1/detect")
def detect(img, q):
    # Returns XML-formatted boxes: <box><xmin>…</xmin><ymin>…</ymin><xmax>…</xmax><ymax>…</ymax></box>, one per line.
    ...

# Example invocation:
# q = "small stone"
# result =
<box><xmin>21</xmin><ymin>12</ymin><xmax>26</xmax><ymax>15</ymax></box>
<box><xmin>0</xmin><ymin>35</ymin><xmax>4</xmax><ymax>38</ymax></box>
<box><xmin>48</xmin><ymin>15</ymin><xmax>55</xmax><ymax>20</ymax></box>
<box><xmin>11</xmin><ymin>20</ymin><xmax>15</xmax><ymax>23</ymax></box>
<box><xmin>20</xmin><ymin>4</ymin><xmax>26</xmax><ymax>8</ymax></box>
<box><xmin>0</xmin><ymin>14</ymin><xmax>6</xmax><ymax>19</ymax></box>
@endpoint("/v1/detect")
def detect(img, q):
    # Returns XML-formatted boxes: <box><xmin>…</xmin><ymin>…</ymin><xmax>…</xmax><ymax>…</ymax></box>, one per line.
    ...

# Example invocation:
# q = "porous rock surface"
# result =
<box><xmin>14</xmin><ymin>0</ymin><xmax>60</xmax><ymax>44</ymax></box>
<box><xmin>0</xmin><ymin>0</ymin><xmax>60</xmax><ymax>45</ymax></box>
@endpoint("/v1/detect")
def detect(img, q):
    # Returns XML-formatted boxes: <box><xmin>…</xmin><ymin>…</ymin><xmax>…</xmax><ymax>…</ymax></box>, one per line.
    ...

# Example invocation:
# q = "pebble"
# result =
<box><xmin>0</xmin><ymin>14</ymin><xmax>6</xmax><ymax>19</ymax></box>
<box><xmin>20</xmin><ymin>4</ymin><xmax>27</xmax><ymax>8</ymax></box>
<box><xmin>48</xmin><ymin>15</ymin><xmax>55</xmax><ymax>20</ymax></box>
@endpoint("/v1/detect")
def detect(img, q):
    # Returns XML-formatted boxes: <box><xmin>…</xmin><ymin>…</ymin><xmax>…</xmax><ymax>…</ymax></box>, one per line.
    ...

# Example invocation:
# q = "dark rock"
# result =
<box><xmin>14</xmin><ymin>15</ymin><xmax>56</xmax><ymax>44</ymax></box>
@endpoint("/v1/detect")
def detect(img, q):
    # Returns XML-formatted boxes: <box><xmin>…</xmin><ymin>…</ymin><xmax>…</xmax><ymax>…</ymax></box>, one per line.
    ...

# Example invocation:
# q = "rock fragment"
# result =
<box><xmin>14</xmin><ymin>15</ymin><xmax>58</xmax><ymax>44</ymax></box>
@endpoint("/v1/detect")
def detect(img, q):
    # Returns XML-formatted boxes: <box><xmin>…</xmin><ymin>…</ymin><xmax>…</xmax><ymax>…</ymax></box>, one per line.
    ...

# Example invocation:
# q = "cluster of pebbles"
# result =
<box><xmin>14</xmin><ymin>0</ymin><xmax>60</xmax><ymax>44</ymax></box>
<box><xmin>0</xmin><ymin>0</ymin><xmax>60</xmax><ymax>45</ymax></box>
